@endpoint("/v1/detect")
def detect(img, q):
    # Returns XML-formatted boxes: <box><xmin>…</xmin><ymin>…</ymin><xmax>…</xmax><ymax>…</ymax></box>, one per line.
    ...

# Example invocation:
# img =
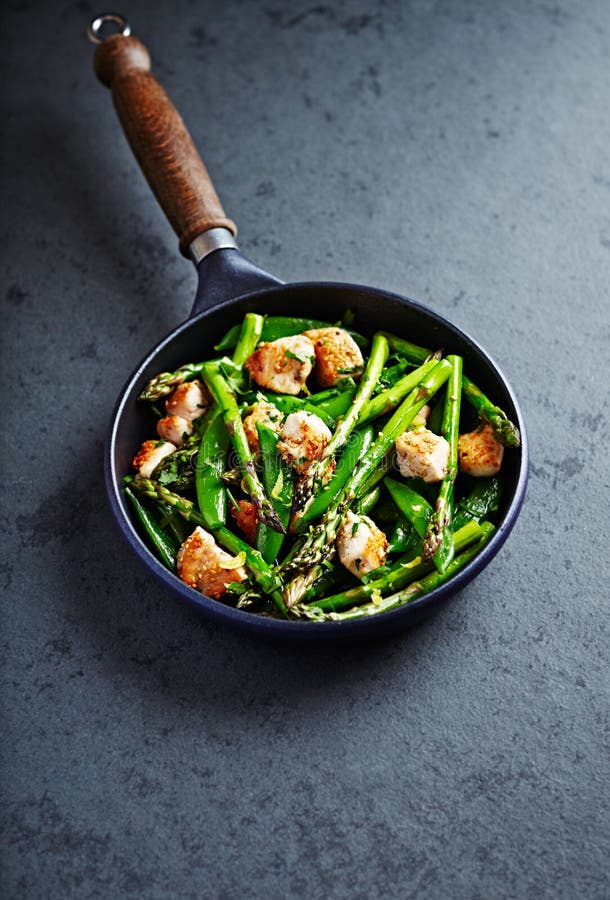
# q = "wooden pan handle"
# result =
<box><xmin>94</xmin><ymin>34</ymin><xmax>237</xmax><ymax>257</ymax></box>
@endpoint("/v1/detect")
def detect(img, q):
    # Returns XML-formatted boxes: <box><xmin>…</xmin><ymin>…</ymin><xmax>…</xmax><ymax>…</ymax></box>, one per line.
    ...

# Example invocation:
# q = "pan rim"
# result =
<box><xmin>105</xmin><ymin>279</ymin><xmax>528</xmax><ymax>638</ymax></box>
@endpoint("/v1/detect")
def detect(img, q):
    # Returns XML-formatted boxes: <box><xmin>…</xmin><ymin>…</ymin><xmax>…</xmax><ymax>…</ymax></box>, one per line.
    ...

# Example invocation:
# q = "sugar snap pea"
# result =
<box><xmin>125</xmin><ymin>486</ymin><xmax>178</xmax><ymax>570</ymax></box>
<box><xmin>195</xmin><ymin>409</ymin><xmax>230</xmax><ymax>530</ymax></box>
<box><xmin>256</xmin><ymin>423</ymin><xmax>294</xmax><ymax>564</ymax></box>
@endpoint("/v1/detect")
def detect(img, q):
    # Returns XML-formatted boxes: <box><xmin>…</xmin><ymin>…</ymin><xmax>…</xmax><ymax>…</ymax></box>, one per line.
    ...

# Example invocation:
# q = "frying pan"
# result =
<box><xmin>90</xmin><ymin>15</ymin><xmax>528</xmax><ymax>642</ymax></box>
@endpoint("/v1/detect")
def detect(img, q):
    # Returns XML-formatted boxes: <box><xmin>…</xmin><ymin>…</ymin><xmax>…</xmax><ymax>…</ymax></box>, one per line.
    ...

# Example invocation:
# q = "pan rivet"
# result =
<box><xmin>87</xmin><ymin>13</ymin><xmax>131</xmax><ymax>44</ymax></box>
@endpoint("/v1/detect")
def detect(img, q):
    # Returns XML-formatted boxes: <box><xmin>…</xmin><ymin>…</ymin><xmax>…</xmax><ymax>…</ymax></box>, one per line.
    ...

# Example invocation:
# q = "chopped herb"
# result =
<box><xmin>225</xmin><ymin>581</ymin><xmax>250</xmax><ymax>595</ymax></box>
<box><xmin>284</xmin><ymin>349</ymin><xmax>307</xmax><ymax>362</ymax></box>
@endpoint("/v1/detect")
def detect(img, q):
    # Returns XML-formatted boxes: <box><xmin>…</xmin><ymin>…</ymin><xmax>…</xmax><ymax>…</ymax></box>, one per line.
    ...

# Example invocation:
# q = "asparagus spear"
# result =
<box><xmin>282</xmin><ymin>359</ymin><xmax>452</xmax><ymax>607</ymax></box>
<box><xmin>293</xmin><ymin>426</ymin><xmax>374</xmax><ymax>534</ymax></box>
<box><xmin>256</xmin><ymin>423</ymin><xmax>294</xmax><ymax>564</ymax></box>
<box><xmin>462</xmin><ymin>376</ymin><xmax>520</xmax><ymax>448</ymax></box>
<box><xmin>357</xmin><ymin>356</ymin><xmax>440</xmax><ymax>425</ymax></box>
<box><xmin>380</xmin><ymin>331</ymin><xmax>520</xmax><ymax>447</ymax></box>
<box><xmin>139</xmin><ymin>362</ymin><xmax>208</xmax><ymax>402</ymax></box>
<box><xmin>129</xmin><ymin>478</ymin><xmax>282</xmax><ymax>598</ymax></box>
<box><xmin>200</xmin><ymin>362</ymin><xmax>285</xmax><ymax>533</ymax></box>
<box><xmin>306</xmin><ymin>522</ymin><xmax>495</xmax><ymax>622</ymax></box>
<box><xmin>422</xmin><ymin>354</ymin><xmax>463</xmax><ymax>570</ymax></box>
<box><xmin>305</xmin><ymin>518</ymin><xmax>485</xmax><ymax>613</ymax></box>
<box><xmin>139</xmin><ymin>313</ymin><xmax>264</xmax><ymax>402</ymax></box>
<box><xmin>353</xmin><ymin>485</ymin><xmax>381</xmax><ymax>517</ymax></box>
<box><xmin>231</xmin><ymin>313</ymin><xmax>265</xmax><ymax>366</ymax></box>
<box><xmin>293</xmin><ymin>333</ymin><xmax>389</xmax><ymax>514</ymax></box>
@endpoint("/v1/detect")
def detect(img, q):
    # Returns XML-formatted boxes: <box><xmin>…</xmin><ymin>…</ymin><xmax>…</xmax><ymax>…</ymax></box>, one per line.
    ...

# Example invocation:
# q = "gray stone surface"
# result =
<box><xmin>1</xmin><ymin>0</ymin><xmax>609</xmax><ymax>897</ymax></box>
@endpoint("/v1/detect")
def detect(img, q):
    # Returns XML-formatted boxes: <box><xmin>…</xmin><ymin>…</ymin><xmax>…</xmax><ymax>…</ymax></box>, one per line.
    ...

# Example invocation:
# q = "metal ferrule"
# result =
<box><xmin>188</xmin><ymin>228</ymin><xmax>238</xmax><ymax>264</ymax></box>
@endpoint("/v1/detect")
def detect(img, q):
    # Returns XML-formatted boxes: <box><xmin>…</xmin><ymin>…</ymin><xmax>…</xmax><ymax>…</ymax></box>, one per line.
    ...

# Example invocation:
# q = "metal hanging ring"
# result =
<box><xmin>87</xmin><ymin>13</ymin><xmax>131</xmax><ymax>45</ymax></box>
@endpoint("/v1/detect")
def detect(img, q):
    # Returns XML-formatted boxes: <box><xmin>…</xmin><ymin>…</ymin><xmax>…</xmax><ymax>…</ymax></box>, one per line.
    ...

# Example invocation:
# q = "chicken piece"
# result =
<box><xmin>244</xmin><ymin>335</ymin><xmax>315</xmax><ymax>395</ymax></box>
<box><xmin>277</xmin><ymin>410</ymin><xmax>332</xmax><ymax>474</ymax></box>
<box><xmin>303</xmin><ymin>327</ymin><xmax>364</xmax><ymax>387</ymax></box>
<box><xmin>230</xmin><ymin>500</ymin><xmax>259</xmax><ymax>545</ymax></box>
<box><xmin>242</xmin><ymin>400</ymin><xmax>283</xmax><ymax>457</ymax></box>
<box><xmin>165</xmin><ymin>379</ymin><xmax>210</xmax><ymax>421</ymax></box>
<box><xmin>336</xmin><ymin>510</ymin><xmax>388</xmax><ymax>579</ymax></box>
<box><xmin>156</xmin><ymin>414</ymin><xmax>193</xmax><ymax>448</ymax></box>
<box><xmin>395</xmin><ymin>428</ymin><xmax>450</xmax><ymax>483</ymax></box>
<box><xmin>132</xmin><ymin>440</ymin><xmax>175</xmax><ymax>479</ymax></box>
<box><xmin>458</xmin><ymin>422</ymin><xmax>504</xmax><ymax>476</ymax></box>
<box><xmin>176</xmin><ymin>526</ymin><xmax>247</xmax><ymax>600</ymax></box>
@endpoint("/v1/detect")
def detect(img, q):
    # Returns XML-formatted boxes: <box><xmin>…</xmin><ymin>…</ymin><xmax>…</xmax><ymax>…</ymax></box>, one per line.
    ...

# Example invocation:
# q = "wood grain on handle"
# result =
<box><xmin>94</xmin><ymin>35</ymin><xmax>237</xmax><ymax>256</ymax></box>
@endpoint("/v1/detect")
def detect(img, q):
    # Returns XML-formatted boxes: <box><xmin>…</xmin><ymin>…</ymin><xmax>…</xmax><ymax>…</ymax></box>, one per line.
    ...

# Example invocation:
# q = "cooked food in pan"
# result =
<box><xmin>125</xmin><ymin>313</ymin><xmax>519</xmax><ymax>622</ymax></box>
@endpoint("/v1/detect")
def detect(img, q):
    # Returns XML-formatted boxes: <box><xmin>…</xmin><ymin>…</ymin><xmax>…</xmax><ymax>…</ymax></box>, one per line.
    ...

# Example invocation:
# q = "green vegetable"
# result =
<box><xmin>383</xmin><ymin>478</ymin><xmax>433</xmax><ymax>539</ymax></box>
<box><xmin>128</xmin><ymin>311</ymin><xmax>517</xmax><ymax>622</ymax></box>
<box><xmin>281</xmin><ymin>358</ymin><xmax>452</xmax><ymax>607</ymax></box>
<box><xmin>232</xmin><ymin>313</ymin><xmax>265</xmax><ymax>366</ymax></box>
<box><xmin>293</xmin><ymin>426</ymin><xmax>374</xmax><ymax>533</ymax></box>
<box><xmin>388</xmin><ymin>518</ymin><xmax>420</xmax><ymax>556</ymax></box>
<box><xmin>200</xmin><ymin>362</ymin><xmax>284</xmax><ymax>533</ymax></box>
<box><xmin>423</xmin><ymin>354</ymin><xmax>463</xmax><ymax>571</ymax></box>
<box><xmin>129</xmin><ymin>478</ymin><xmax>282</xmax><ymax>600</ymax></box>
<box><xmin>305</xmin><ymin>519</ymin><xmax>486</xmax><ymax>614</ymax></box>
<box><xmin>354</xmin><ymin>485</ymin><xmax>381</xmax><ymax>517</ymax></box>
<box><xmin>358</xmin><ymin>358</ymin><xmax>439</xmax><ymax>425</ymax></box>
<box><xmin>462</xmin><ymin>376</ymin><xmax>521</xmax><ymax>447</ymax></box>
<box><xmin>256</xmin><ymin>424</ymin><xmax>294</xmax><ymax>564</ymax></box>
<box><xmin>125</xmin><ymin>486</ymin><xmax>178</xmax><ymax>569</ymax></box>
<box><xmin>452</xmin><ymin>477</ymin><xmax>503</xmax><ymax>531</ymax></box>
<box><xmin>292</xmin><ymin>333</ymin><xmax>389</xmax><ymax>515</ymax></box>
<box><xmin>138</xmin><ymin>362</ymin><xmax>208</xmax><ymax>403</ymax></box>
<box><xmin>195</xmin><ymin>409</ymin><xmax>230</xmax><ymax>530</ymax></box>
<box><xmin>308</xmin><ymin>522</ymin><xmax>495</xmax><ymax>621</ymax></box>
<box><xmin>381</xmin><ymin>330</ymin><xmax>520</xmax><ymax>447</ymax></box>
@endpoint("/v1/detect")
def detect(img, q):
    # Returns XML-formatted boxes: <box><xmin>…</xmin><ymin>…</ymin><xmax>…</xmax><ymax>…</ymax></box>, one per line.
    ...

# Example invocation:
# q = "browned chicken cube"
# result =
<box><xmin>303</xmin><ymin>327</ymin><xmax>364</xmax><ymax>387</ymax></box>
<box><xmin>336</xmin><ymin>511</ymin><xmax>388</xmax><ymax>579</ymax></box>
<box><xmin>165</xmin><ymin>379</ymin><xmax>210</xmax><ymax>420</ymax></box>
<box><xmin>156</xmin><ymin>414</ymin><xmax>193</xmax><ymax>448</ymax></box>
<box><xmin>229</xmin><ymin>499</ymin><xmax>259</xmax><ymax>545</ymax></box>
<box><xmin>244</xmin><ymin>335</ymin><xmax>315</xmax><ymax>395</ymax></box>
<box><xmin>277</xmin><ymin>410</ymin><xmax>332</xmax><ymax>474</ymax></box>
<box><xmin>395</xmin><ymin>428</ymin><xmax>450</xmax><ymax>483</ymax></box>
<box><xmin>242</xmin><ymin>400</ymin><xmax>283</xmax><ymax>456</ymax></box>
<box><xmin>458</xmin><ymin>422</ymin><xmax>504</xmax><ymax>476</ymax></box>
<box><xmin>132</xmin><ymin>439</ymin><xmax>175</xmax><ymax>478</ymax></box>
<box><xmin>176</xmin><ymin>526</ymin><xmax>247</xmax><ymax>600</ymax></box>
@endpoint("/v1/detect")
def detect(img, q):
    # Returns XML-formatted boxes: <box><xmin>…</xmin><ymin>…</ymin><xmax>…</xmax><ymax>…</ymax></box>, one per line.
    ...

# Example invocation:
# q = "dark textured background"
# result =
<box><xmin>2</xmin><ymin>1</ymin><xmax>609</xmax><ymax>897</ymax></box>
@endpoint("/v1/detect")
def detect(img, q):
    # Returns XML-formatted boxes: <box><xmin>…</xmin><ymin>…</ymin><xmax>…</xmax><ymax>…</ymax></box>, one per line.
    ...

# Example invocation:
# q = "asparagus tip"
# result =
<box><xmin>491</xmin><ymin>415</ymin><xmax>521</xmax><ymax>448</ymax></box>
<box><xmin>260</xmin><ymin>505</ymin><xmax>287</xmax><ymax>535</ymax></box>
